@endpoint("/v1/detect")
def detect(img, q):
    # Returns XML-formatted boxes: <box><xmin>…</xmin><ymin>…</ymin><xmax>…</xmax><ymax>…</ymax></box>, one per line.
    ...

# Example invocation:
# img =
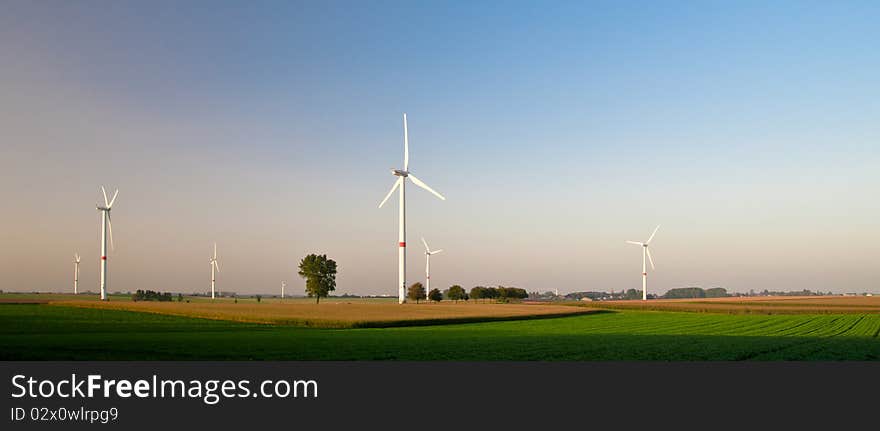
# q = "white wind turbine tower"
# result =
<box><xmin>421</xmin><ymin>237</ymin><xmax>444</xmax><ymax>296</ymax></box>
<box><xmin>627</xmin><ymin>225</ymin><xmax>660</xmax><ymax>301</ymax></box>
<box><xmin>378</xmin><ymin>113</ymin><xmax>446</xmax><ymax>304</ymax></box>
<box><xmin>209</xmin><ymin>243</ymin><xmax>221</xmax><ymax>300</ymax></box>
<box><xmin>281</xmin><ymin>281</ymin><xmax>286</xmax><ymax>299</ymax></box>
<box><xmin>96</xmin><ymin>186</ymin><xmax>118</xmax><ymax>301</ymax></box>
<box><xmin>73</xmin><ymin>253</ymin><xmax>81</xmax><ymax>294</ymax></box>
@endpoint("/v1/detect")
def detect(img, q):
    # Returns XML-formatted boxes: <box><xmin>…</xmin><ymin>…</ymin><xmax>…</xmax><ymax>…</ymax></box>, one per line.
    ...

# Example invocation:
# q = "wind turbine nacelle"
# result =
<box><xmin>391</xmin><ymin>169</ymin><xmax>409</xmax><ymax>177</ymax></box>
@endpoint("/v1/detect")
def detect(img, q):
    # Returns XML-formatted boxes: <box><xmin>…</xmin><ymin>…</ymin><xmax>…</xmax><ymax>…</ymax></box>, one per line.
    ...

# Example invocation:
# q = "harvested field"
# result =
<box><xmin>582</xmin><ymin>296</ymin><xmax>880</xmax><ymax>314</ymax></box>
<box><xmin>51</xmin><ymin>300</ymin><xmax>597</xmax><ymax>328</ymax></box>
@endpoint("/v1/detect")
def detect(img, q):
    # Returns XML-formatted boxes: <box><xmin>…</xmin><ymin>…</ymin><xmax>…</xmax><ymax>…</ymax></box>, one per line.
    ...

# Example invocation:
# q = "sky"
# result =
<box><xmin>1</xmin><ymin>1</ymin><xmax>878</xmax><ymax>296</ymax></box>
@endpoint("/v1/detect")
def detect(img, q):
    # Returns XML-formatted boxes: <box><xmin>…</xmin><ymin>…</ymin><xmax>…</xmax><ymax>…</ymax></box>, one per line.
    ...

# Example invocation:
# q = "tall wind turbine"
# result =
<box><xmin>210</xmin><ymin>242</ymin><xmax>221</xmax><ymax>300</ymax></box>
<box><xmin>421</xmin><ymin>237</ymin><xmax>443</xmax><ymax>296</ymax></box>
<box><xmin>378</xmin><ymin>113</ymin><xmax>446</xmax><ymax>304</ymax></box>
<box><xmin>627</xmin><ymin>225</ymin><xmax>660</xmax><ymax>301</ymax></box>
<box><xmin>96</xmin><ymin>186</ymin><xmax>118</xmax><ymax>301</ymax></box>
<box><xmin>73</xmin><ymin>253</ymin><xmax>81</xmax><ymax>294</ymax></box>
<box><xmin>281</xmin><ymin>280</ymin><xmax>286</xmax><ymax>299</ymax></box>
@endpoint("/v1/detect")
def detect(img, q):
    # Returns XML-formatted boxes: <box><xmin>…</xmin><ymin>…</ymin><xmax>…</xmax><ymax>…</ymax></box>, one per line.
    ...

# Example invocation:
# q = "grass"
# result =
<box><xmin>2</xmin><ymin>304</ymin><xmax>879</xmax><ymax>360</ymax></box>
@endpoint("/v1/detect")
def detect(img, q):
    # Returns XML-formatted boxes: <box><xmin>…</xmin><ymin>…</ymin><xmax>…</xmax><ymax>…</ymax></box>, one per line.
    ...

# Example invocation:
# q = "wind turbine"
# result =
<box><xmin>210</xmin><ymin>242</ymin><xmax>220</xmax><ymax>300</ymax></box>
<box><xmin>627</xmin><ymin>225</ymin><xmax>660</xmax><ymax>301</ymax></box>
<box><xmin>281</xmin><ymin>280</ymin><xmax>286</xmax><ymax>299</ymax></box>
<box><xmin>378</xmin><ymin>113</ymin><xmax>446</xmax><ymax>304</ymax></box>
<box><xmin>96</xmin><ymin>186</ymin><xmax>118</xmax><ymax>301</ymax></box>
<box><xmin>73</xmin><ymin>253</ymin><xmax>81</xmax><ymax>294</ymax></box>
<box><xmin>421</xmin><ymin>237</ymin><xmax>443</xmax><ymax>297</ymax></box>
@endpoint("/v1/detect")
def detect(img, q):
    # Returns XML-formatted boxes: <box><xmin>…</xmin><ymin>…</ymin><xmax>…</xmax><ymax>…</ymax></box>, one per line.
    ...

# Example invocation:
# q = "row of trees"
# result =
<box><xmin>470</xmin><ymin>286</ymin><xmax>528</xmax><ymax>301</ymax></box>
<box><xmin>132</xmin><ymin>289</ymin><xmax>173</xmax><ymax>302</ymax></box>
<box><xmin>406</xmin><ymin>283</ymin><xmax>443</xmax><ymax>303</ymax></box>
<box><xmin>405</xmin><ymin>284</ymin><xmax>529</xmax><ymax>303</ymax></box>
<box><xmin>663</xmin><ymin>287</ymin><xmax>728</xmax><ymax>299</ymax></box>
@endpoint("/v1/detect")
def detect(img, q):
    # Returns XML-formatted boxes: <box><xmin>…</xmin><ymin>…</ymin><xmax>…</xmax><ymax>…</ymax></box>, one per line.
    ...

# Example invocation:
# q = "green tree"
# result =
<box><xmin>297</xmin><ymin>254</ymin><xmax>338</xmax><ymax>304</ymax></box>
<box><xmin>428</xmin><ymin>288</ymin><xmax>443</xmax><ymax>302</ymax></box>
<box><xmin>447</xmin><ymin>285</ymin><xmax>465</xmax><ymax>302</ymax></box>
<box><xmin>407</xmin><ymin>282</ymin><xmax>426</xmax><ymax>303</ymax></box>
<box><xmin>624</xmin><ymin>289</ymin><xmax>642</xmax><ymax>300</ymax></box>
<box><xmin>664</xmin><ymin>287</ymin><xmax>706</xmax><ymax>299</ymax></box>
<box><xmin>470</xmin><ymin>286</ymin><xmax>485</xmax><ymax>302</ymax></box>
<box><xmin>705</xmin><ymin>287</ymin><xmax>728</xmax><ymax>298</ymax></box>
<box><xmin>484</xmin><ymin>287</ymin><xmax>499</xmax><ymax>301</ymax></box>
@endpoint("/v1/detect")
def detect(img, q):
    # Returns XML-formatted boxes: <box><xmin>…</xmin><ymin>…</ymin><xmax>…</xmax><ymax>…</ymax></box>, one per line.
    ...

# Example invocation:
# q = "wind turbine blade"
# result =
<box><xmin>101</xmin><ymin>186</ymin><xmax>109</xmax><ymax>207</ymax></box>
<box><xmin>107</xmin><ymin>214</ymin><xmax>115</xmax><ymax>251</ymax></box>
<box><xmin>213</xmin><ymin>242</ymin><xmax>217</xmax><ymax>259</ymax></box>
<box><xmin>108</xmin><ymin>189</ymin><xmax>119</xmax><ymax>208</ymax></box>
<box><xmin>403</xmin><ymin>113</ymin><xmax>409</xmax><ymax>171</ymax></box>
<box><xmin>647</xmin><ymin>247</ymin><xmax>655</xmax><ymax>270</ymax></box>
<box><xmin>647</xmin><ymin>225</ymin><xmax>660</xmax><ymax>244</ymax></box>
<box><xmin>378</xmin><ymin>177</ymin><xmax>402</xmax><ymax>208</ymax></box>
<box><xmin>421</xmin><ymin>237</ymin><xmax>430</xmax><ymax>252</ymax></box>
<box><xmin>432</xmin><ymin>249</ymin><xmax>444</xmax><ymax>254</ymax></box>
<box><xmin>408</xmin><ymin>174</ymin><xmax>446</xmax><ymax>201</ymax></box>
<box><xmin>215</xmin><ymin>260</ymin><xmax>221</xmax><ymax>273</ymax></box>
<box><xmin>626</xmin><ymin>241</ymin><xmax>643</xmax><ymax>246</ymax></box>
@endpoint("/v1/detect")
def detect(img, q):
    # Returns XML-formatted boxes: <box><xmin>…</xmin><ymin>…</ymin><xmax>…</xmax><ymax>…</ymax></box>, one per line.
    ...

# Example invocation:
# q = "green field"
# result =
<box><xmin>2</xmin><ymin>304</ymin><xmax>879</xmax><ymax>360</ymax></box>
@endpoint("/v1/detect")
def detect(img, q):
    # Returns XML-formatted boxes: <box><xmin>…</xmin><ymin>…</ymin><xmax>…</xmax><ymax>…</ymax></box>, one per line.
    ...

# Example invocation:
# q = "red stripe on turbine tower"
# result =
<box><xmin>399</xmin><ymin>242</ymin><xmax>406</xmax><ymax>247</ymax></box>
<box><xmin>102</xmin><ymin>256</ymin><xmax>107</xmax><ymax>260</ymax></box>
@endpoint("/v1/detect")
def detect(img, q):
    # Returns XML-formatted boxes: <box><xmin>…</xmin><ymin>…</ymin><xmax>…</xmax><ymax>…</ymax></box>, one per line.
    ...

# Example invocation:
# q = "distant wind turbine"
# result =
<box><xmin>96</xmin><ymin>186</ymin><xmax>118</xmax><ymax>301</ymax></box>
<box><xmin>210</xmin><ymin>242</ymin><xmax>221</xmax><ymax>300</ymax></box>
<box><xmin>281</xmin><ymin>280</ymin><xmax>286</xmax><ymax>299</ymax></box>
<box><xmin>378</xmin><ymin>113</ymin><xmax>446</xmax><ymax>304</ymax></box>
<box><xmin>421</xmin><ymin>237</ymin><xmax>444</xmax><ymax>297</ymax></box>
<box><xmin>627</xmin><ymin>225</ymin><xmax>660</xmax><ymax>301</ymax></box>
<box><xmin>73</xmin><ymin>253</ymin><xmax>81</xmax><ymax>294</ymax></box>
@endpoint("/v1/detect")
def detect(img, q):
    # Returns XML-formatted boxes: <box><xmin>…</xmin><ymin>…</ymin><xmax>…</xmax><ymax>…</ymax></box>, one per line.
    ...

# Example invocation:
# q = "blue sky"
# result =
<box><xmin>1</xmin><ymin>1</ymin><xmax>878</xmax><ymax>295</ymax></box>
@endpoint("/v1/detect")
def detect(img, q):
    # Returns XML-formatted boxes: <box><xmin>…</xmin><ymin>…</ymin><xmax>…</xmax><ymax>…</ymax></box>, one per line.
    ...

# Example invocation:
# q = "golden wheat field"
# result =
<box><xmin>586</xmin><ymin>295</ymin><xmax>880</xmax><ymax>314</ymax></box>
<box><xmin>51</xmin><ymin>300</ymin><xmax>595</xmax><ymax>328</ymax></box>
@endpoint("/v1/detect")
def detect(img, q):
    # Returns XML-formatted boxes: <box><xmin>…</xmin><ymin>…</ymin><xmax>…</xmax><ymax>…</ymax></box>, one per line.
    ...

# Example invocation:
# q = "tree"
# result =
<box><xmin>705</xmin><ymin>287</ymin><xmax>728</xmax><ymax>298</ymax></box>
<box><xmin>177</xmin><ymin>293</ymin><xmax>183</xmax><ymax>302</ymax></box>
<box><xmin>470</xmin><ymin>286</ymin><xmax>485</xmax><ymax>302</ymax></box>
<box><xmin>428</xmin><ymin>288</ymin><xmax>443</xmax><ymax>302</ymax></box>
<box><xmin>132</xmin><ymin>289</ymin><xmax>174</xmax><ymax>302</ymax></box>
<box><xmin>624</xmin><ymin>289</ymin><xmax>642</xmax><ymax>300</ymax></box>
<box><xmin>484</xmin><ymin>287</ymin><xmax>499</xmax><ymax>301</ymax></box>
<box><xmin>447</xmin><ymin>285</ymin><xmax>465</xmax><ymax>302</ymax></box>
<box><xmin>664</xmin><ymin>287</ymin><xmax>706</xmax><ymax>299</ymax></box>
<box><xmin>297</xmin><ymin>254</ymin><xmax>338</xmax><ymax>304</ymax></box>
<box><xmin>407</xmin><ymin>282</ymin><xmax>426</xmax><ymax>303</ymax></box>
